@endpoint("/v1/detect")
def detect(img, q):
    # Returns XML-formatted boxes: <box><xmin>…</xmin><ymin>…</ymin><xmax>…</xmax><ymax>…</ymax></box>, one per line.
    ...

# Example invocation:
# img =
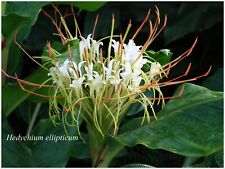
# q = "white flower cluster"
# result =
<box><xmin>48</xmin><ymin>34</ymin><xmax>162</xmax><ymax>96</ymax></box>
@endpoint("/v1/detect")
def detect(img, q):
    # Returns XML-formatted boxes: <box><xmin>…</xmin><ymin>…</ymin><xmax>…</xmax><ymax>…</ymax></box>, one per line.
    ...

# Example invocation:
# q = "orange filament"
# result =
<box><xmin>92</xmin><ymin>14</ymin><xmax>99</xmax><ymax>39</ymax></box>
<box><xmin>2</xmin><ymin>70</ymin><xmax>53</xmax><ymax>88</ymax></box>
<box><xmin>15</xmin><ymin>73</ymin><xmax>63</xmax><ymax>99</ymax></box>
<box><xmin>14</xmin><ymin>33</ymin><xmax>48</xmax><ymax>71</ymax></box>
<box><xmin>67</xmin><ymin>44</ymin><xmax>79</xmax><ymax>76</ymax></box>
<box><xmin>132</xmin><ymin>9</ymin><xmax>150</xmax><ymax>40</ymax></box>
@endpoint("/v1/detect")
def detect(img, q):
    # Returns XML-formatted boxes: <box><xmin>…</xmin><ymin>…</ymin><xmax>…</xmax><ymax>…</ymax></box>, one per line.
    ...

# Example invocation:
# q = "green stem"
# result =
<box><xmin>94</xmin><ymin>143</ymin><xmax>123</xmax><ymax>167</ymax></box>
<box><xmin>87</xmin><ymin>126</ymin><xmax>123</xmax><ymax>167</ymax></box>
<box><xmin>26</xmin><ymin>103</ymin><xmax>41</xmax><ymax>135</ymax></box>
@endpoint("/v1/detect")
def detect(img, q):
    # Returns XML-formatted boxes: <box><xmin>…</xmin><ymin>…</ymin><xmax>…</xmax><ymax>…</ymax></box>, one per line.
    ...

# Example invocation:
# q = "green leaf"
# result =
<box><xmin>73</xmin><ymin>2</ymin><xmax>106</xmax><ymax>11</ymax></box>
<box><xmin>146</xmin><ymin>49</ymin><xmax>172</xmax><ymax>65</ymax></box>
<box><xmin>2</xmin><ymin>14</ymin><xmax>26</xmax><ymax>74</ymax></box>
<box><xmin>70</xmin><ymin>133</ymin><xmax>90</xmax><ymax>159</ymax></box>
<box><xmin>120</xmin><ymin>117</ymin><xmax>149</xmax><ymax>134</ymax></box>
<box><xmin>143</xmin><ymin>49</ymin><xmax>172</xmax><ymax>72</ymax></box>
<box><xmin>202</xmin><ymin>68</ymin><xmax>223</xmax><ymax>92</ymax></box>
<box><xmin>164</xmin><ymin>3</ymin><xmax>223</xmax><ymax>44</ymax></box>
<box><xmin>116</xmin><ymin>83</ymin><xmax>223</xmax><ymax>157</ymax></box>
<box><xmin>30</xmin><ymin>118</ymin><xmax>77</xmax><ymax>167</ymax></box>
<box><xmin>2</xmin><ymin>119</ymin><xmax>34</xmax><ymax>167</ymax></box>
<box><xmin>58</xmin><ymin>39</ymin><xmax>80</xmax><ymax>64</ymax></box>
<box><xmin>2</xmin><ymin>117</ymin><xmax>78</xmax><ymax>167</ymax></box>
<box><xmin>2</xmin><ymin>2</ymin><xmax>48</xmax><ymax>73</ymax></box>
<box><xmin>2</xmin><ymin>68</ymin><xmax>50</xmax><ymax>117</ymax></box>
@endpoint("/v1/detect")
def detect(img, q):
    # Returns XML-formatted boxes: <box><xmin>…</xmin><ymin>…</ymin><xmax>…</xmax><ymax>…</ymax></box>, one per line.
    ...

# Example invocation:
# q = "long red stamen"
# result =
<box><xmin>70</xmin><ymin>3</ymin><xmax>82</xmax><ymax>37</ymax></box>
<box><xmin>132</xmin><ymin>9</ymin><xmax>150</xmax><ymax>40</ymax></box>
<box><xmin>92</xmin><ymin>14</ymin><xmax>99</xmax><ymax>39</ymax></box>
<box><xmin>51</xmin><ymin>4</ymin><xmax>63</xmax><ymax>17</ymax></box>
<box><xmin>84</xmin><ymin>48</ymin><xmax>89</xmax><ymax>67</ymax></box>
<box><xmin>68</xmin><ymin>44</ymin><xmax>79</xmax><ymax>76</ymax></box>
<box><xmin>14</xmin><ymin>34</ymin><xmax>48</xmax><ymax>71</ymax></box>
<box><xmin>138</xmin><ymin>86</ymin><xmax>184</xmax><ymax>101</ymax></box>
<box><xmin>2</xmin><ymin>70</ymin><xmax>53</xmax><ymax>88</ymax></box>
<box><xmin>146</xmin><ymin>66</ymin><xmax>212</xmax><ymax>89</ymax></box>
<box><xmin>100</xmin><ymin>48</ymin><xmax>103</xmax><ymax>64</ymax></box>
<box><xmin>42</xmin><ymin>9</ymin><xmax>67</xmax><ymax>44</ymax></box>
<box><xmin>15</xmin><ymin>73</ymin><xmax>63</xmax><ymax>99</ymax></box>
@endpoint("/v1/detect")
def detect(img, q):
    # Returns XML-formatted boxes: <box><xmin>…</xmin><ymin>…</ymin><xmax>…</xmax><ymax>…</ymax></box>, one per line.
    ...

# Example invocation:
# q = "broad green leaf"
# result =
<box><xmin>28</xmin><ymin>87</ymin><xmax>50</xmax><ymax>103</ymax></box>
<box><xmin>164</xmin><ymin>3</ymin><xmax>223</xmax><ymax>44</ymax></box>
<box><xmin>2</xmin><ymin>2</ymin><xmax>48</xmax><ymax>74</ymax></box>
<box><xmin>119</xmin><ymin>117</ymin><xmax>149</xmax><ymax>134</ymax></box>
<box><xmin>61</xmin><ymin>2</ymin><xmax>106</xmax><ymax>11</ymax></box>
<box><xmin>30</xmin><ymin>118</ymin><xmax>78</xmax><ymax>167</ymax></box>
<box><xmin>2</xmin><ymin>14</ymin><xmax>25</xmax><ymax>74</ymax></box>
<box><xmin>4</xmin><ymin>2</ymin><xmax>47</xmax><ymax>17</ymax></box>
<box><xmin>116</xmin><ymin>83</ymin><xmax>223</xmax><ymax>157</ymax></box>
<box><xmin>2</xmin><ymin>119</ymin><xmax>34</xmax><ymax>167</ymax></box>
<box><xmin>73</xmin><ymin>2</ymin><xmax>106</xmax><ymax>11</ymax></box>
<box><xmin>2</xmin><ymin>117</ymin><xmax>79</xmax><ymax>167</ymax></box>
<box><xmin>70</xmin><ymin>133</ymin><xmax>90</xmax><ymax>159</ymax></box>
<box><xmin>202</xmin><ymin>68</ymin><xmax>223</xmax><ymax>92</ymax></box>
<box><xmin>2</xmin><ymin>68</ymin><xmax>49</xmax><ymax>117</ymax></box>
<box><xmin>17</xmin><ymin>101</ymin><xmax>34</xmax><ymax>124</ymax></box>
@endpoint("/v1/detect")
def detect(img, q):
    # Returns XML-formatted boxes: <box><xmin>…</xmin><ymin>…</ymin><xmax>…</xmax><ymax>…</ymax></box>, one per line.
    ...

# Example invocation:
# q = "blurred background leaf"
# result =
<box><xmin>2</xmin><ymin>68</ymin><xmax>49</xmax><ymax>117</ymax></box>
<box><xmin>164</xmin><ymin>3</ymin><xmax>223</xmax><ymax>45</ymax></box>
<box><xmin>2</xmin><ymin>2</ymin><xmax>48</xmax><ymax>75</ymax></box>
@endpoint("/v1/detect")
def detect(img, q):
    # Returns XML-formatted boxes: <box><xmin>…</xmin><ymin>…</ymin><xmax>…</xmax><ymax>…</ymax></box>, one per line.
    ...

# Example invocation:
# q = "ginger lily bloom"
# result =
<box><xmin>2</xmin><ymin>5</ymin><xmax>211</xmax><ymax>167</ymax></box>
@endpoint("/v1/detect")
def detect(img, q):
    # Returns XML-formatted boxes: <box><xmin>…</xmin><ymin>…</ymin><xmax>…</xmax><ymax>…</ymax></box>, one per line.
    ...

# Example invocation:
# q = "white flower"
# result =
<box><xmin>133</xmin><ymin>56</ymin><xmax>147</xmax><ymax>69</ymax></box>
<box><xmin>112</xmin><ymin>40</ymin><xmax>120</xmax><ymax>54</ymax></box>
<box><xmin>48</xmin><ymin>67</ymin><xmax>58</xmax><ymax>84</ymax></box>
<box><xmin>103</xmin><ymin>59</ymin><xmax>114</xmax><ymax>80</ymax></box>
<box><xmin>78</xmin><ymin>61</ymin><xmax>86</xmax><ymax>76</ymax></box>
<box><xmin>58</xmin><ymin>64</ymin><xmax>69</xmax><ymax>77</ymax></box>
<box><xmin>109</xmin><ymin>75</ymin><xmax>121</xmax><ymax>89</ymax></box>
<box><xmin>120</xmin><ymin>62</ymin><xmax>132</xmax><ymax>81</ymax></box>
<box><xmin>84</xmin><ymin>63</ymin><xmax>94</xmax><ymax>80</ymax></box>
<box><xmin>58</xmin><ymin>59</ymin><xmax>79</xmax><ymax>78</ymax></box>
<box><xmin>149</xmin><ymin>62</ymin><xmax>161</xmax><ymax>78</ymax></box>
<box><xmin>90</xmin><ymin>74</ymin><xmax>104</xmax><ymax>91</ymax></box>
<box><xmin>128</xmin><ymin>85</ymin><xmax>141</xmax><ymax>93</ymax></box>
<box><xmin>92</xmin><ymin>39</ymin><xmax>103</xmax><ymax>54</ymax></box>
<box><xmin>68</xmin><ymin>67</ymin><xmax>78</xmax><ymax>78</ymax></box>
<box><xmin>123</xmin><ymin>40</ymin><xmax>142</xmax><ymax>62</ymax></box>
<box><xmin>70</xmin><ymin>77</ymin><xmax>85</xmax><ymax>90</ymax></box>
<box><xmin>79</xmin><ymin>34</ymin><xmax>92</xmax><ymax>57</ymax></box>
<box><xmin>131</xmin><ymin>73</ymin><xmax>142</xmax><ymax>86</ymax></box>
